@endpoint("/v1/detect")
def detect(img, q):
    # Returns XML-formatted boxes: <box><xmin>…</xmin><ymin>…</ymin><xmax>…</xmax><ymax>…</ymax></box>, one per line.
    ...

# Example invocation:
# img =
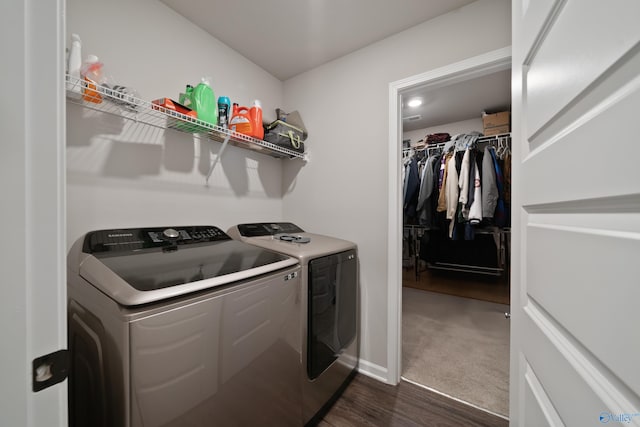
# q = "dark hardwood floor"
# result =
<box><xmin>402</xmin><ymin>266</ymin><xmax>510</xmax><ymax>305</ymax></box>
<box><xmin>319</xmin><ymin>374</ymin><xmax>508</xmax><ymax>427</ymax></box>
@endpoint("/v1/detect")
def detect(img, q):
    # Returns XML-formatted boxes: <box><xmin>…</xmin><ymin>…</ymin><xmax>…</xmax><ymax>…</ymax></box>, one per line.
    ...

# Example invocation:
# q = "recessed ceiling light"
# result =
<box><xmin>408</xmin><ymin>98</ymin><xmax>422</xmax><ymax>108</ymax></box>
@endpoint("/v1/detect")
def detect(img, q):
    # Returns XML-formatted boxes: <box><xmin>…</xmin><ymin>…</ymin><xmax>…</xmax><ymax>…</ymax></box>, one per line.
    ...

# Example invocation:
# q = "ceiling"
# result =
<box><xmin>401</xmin><ymin>69</ymin><xmax>512</xmax><ymax>132</ymax></box>
<box><xmin>160</xmin><ymin>0</ymin><xmax>476</xmax><ymax>80</ymax></box>
<box><xmin>161</xmin><ymin>0</ymin><xmax>510</xmax><ymax>132</ymax></box>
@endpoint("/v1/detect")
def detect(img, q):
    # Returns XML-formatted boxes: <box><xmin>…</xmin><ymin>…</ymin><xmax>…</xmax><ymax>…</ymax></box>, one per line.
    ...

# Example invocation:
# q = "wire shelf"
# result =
<box><xmin>64</xmin><ymin>75</ymin><xmax>307</xmax><ymax>160</ymax></box>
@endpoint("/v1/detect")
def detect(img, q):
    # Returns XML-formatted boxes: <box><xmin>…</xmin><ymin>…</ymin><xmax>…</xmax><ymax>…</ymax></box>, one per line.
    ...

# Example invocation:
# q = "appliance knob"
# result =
<box><xmin>163</xmin><ymin>228</ymin><xmax>180</xmax><ymax>239</ymax></box>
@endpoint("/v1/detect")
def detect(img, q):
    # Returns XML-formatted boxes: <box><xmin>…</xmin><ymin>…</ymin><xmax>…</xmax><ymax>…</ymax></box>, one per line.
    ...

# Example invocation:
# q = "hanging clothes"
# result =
<box><xmin>458</xmin><ymin>148</ymin><xmax>471</xmax><ymax>222</ymax></box>
<box><xmin>416</xmin><ymin>154</ymin><xmax>441</xmax><ymax>227</ymax></box>
<box><xmin>403</xmin><ymin>156</ymin><xmax>420</xmax><ymax>222</ymax></box>
<box><xmin>468</xmin><ymin>157</ymin><xmax>482</xmax><ymax>225</ymax></box>
<box><xmin>503</xmin><ymin>151</ymin><xmax>512</xmax><ymax>206</ymax></box>
<box><xmin>488</xmin><ymin>147</ymin><xmax>507</xmax><ymax>227</ymax></box>
<box><xmin>445</xmin><ymin>154</ymin><xmax>459</xmax><ymax>238</ymax></box>
<box><xmin>482</xmin><ymin>145</ymin><xmax>498</xmax><ymax>219</ymax></box>
<box><xmin>436</xmin><ymin>153</ymin><xmax>452</xmax><ymax>213</ymax></box>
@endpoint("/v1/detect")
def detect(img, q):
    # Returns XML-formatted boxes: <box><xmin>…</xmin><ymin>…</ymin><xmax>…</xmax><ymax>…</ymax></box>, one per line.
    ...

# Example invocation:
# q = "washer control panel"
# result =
<box><xmin>84</xmin><ymin>226</ymin><xmax>230</xmax><ymax>253</ymax></box>
<box><xmin>237</xmin><ymin>222</ymin><xmax>305</xmax><ymax>237</ymax></box>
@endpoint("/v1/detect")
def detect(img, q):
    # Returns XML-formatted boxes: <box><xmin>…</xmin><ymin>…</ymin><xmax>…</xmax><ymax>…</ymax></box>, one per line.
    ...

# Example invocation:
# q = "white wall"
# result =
<box><xmin>66</xmin><ymin>0</ymin><xmax>291</xmax><ymax>247</ymax></box>
<box><xmin>282</xmin><ymin>0</ymin><xmax>511</xmax><ymax>376</ymax></box>
<box><xmin>403</xmin><ymin>117</ymin><xmax>483</xmax><ymax>147</ymax></box>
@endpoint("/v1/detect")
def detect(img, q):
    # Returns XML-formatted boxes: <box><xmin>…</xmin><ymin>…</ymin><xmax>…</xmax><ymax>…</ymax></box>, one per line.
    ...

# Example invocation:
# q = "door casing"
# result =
<box><xmin>386</xmin><ymin>46</ymin><xmax>512</xmax><ymax>385</ymax></box>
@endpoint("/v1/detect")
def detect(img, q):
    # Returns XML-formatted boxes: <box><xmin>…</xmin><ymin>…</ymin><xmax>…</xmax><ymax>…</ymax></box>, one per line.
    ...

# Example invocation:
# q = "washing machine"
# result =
<box><xmin>67</xmin><ymin>225</ymin><xmax>303</xmax><ymax>427</ymax></box>
<box><xmin>227</xmin><ymin>222</ymin><xmax>359</xmax><ymax>425</ymax></box>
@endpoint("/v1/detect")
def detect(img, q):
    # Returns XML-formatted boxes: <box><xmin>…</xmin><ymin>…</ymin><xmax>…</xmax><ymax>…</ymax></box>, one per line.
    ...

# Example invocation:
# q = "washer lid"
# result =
<box><xmin>77</xmin><ymin>226</ymin><xmax>299</xmax><ymax>306</ymax></box>
<box><xmin>228</xmin><ymin>225</ymin><xmax>357</xmax><ymax>264</ymax></box>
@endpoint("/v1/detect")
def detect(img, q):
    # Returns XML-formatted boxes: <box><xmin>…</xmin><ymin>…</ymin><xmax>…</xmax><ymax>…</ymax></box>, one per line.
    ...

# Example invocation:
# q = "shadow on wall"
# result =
<box><xmin>66</xmin><ymin>107</ymin><xmax>305</xmax><ymax>197</ymax></box>
<box><xmin>66</xmin><ymin>104</ymin><xmax>125</xmax><ymax>147</ymax></box>
<box><xmin>102</xmin><ymin>142</ymin><xmax>162</xmax><ymax>178</ymax></box>
<box><xmin>282</xmin><ymin>157</ymin><xmax>306</xmax><ymax>195</ymax></box>
<box><xmin>164</xmin><ymin>130</ymin><xmax>194</xmax><ymax>172</ymax></box>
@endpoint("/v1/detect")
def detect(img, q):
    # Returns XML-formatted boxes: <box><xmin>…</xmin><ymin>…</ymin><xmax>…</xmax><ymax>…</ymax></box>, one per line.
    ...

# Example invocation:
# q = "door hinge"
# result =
<box><xmin>32</xmin><ymin>349</ymin><xmax>69</xmax><ymax>392</ymax></box>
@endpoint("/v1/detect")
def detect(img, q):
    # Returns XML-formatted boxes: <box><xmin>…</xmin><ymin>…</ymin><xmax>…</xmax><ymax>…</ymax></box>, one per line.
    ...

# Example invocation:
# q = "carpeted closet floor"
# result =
<box><xmin>402</xmin><ymin>284</ymin><xmax>510</xmax><ymax>417</ymax></box>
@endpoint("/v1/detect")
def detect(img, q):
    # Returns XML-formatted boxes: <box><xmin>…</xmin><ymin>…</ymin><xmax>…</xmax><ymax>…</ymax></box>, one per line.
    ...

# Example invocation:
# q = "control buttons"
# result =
<box><xmin>163</xmin><ymin>228</ymin><xmax>180</xmax><ymax>239</ymax></box>
<box><xmin>284</xmin><ymin>271</ymin><xmax>298</xmax><ymax>281</ymax></box>
<box><xmin>277</xmin><ymin>234</ymin><xmax>311</xmax><ymax>244</ymax></box>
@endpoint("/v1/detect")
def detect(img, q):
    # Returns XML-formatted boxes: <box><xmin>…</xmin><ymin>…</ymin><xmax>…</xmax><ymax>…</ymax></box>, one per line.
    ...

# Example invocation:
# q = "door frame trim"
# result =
<box><xmin>386</xmin><ymin>46</ymin><xmax>512</xmax><ymax>384</ymax></box>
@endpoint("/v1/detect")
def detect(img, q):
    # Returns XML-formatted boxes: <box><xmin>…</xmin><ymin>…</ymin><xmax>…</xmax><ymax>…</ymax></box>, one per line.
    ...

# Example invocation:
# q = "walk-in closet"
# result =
<box><xmin>400</xmin><ymin>68</ymin><xmax>511</xmax><ymax>418</ymax></box>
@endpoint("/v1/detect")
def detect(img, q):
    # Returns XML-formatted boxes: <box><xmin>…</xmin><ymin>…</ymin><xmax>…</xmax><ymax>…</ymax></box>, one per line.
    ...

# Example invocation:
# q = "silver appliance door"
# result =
<box><xmin>307</xmin><ymin>249</ymin><xmax>357</xmax><ymax>380</ymax></box>
<box><xmin>128</xmin><ymin>266</ymin><xmax>302</xmax><ymax>427</ymax></box>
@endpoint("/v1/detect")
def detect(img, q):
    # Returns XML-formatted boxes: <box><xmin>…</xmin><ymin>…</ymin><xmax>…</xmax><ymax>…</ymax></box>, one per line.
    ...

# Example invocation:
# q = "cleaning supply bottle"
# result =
<box><xmin>66</xmin><ymin>34</ymin><xmax>82</xmax><ymax>99</ymax></box>
<box><xmin>192</xmin><ymin>77</ymin><xmax>217</xmax><ymax>126</ymax></box>
<box><xmin>251</xmin><ymin>100</ymin><xmax>264</xmax><ymax>140</ymax></box>
<box><xmin>179</xmin><ymin>85</ymin><xmax>194</xmax><ymax>109</ymax></box>
<box><xmin>217</xmin><ymin>96</ymin><xmax>231</xmax><ymax>128</ymax></box>
<box><xmin>230</xmin><ymin>99</ymin><xmax>264</xmax><ymax>139</ymax></box>
<box><xmin>81</xmin><ymin>54</ymin><xmax>103</xmax><ymax>103</ymax></box>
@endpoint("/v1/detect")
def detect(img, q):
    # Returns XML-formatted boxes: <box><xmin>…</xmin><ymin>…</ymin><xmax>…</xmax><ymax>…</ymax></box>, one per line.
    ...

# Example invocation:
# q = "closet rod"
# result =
<box><xmin>402</xmin><ymin>133</ymin><xmax>511</xmax><ymax>156</ymax></box>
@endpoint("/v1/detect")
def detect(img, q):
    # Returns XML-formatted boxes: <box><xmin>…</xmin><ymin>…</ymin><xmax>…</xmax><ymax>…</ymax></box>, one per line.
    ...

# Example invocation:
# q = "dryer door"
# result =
<box><xmin>307</xmin><ymin>249</ymin><xmax>357</xmax><ymax>380</ymax></box>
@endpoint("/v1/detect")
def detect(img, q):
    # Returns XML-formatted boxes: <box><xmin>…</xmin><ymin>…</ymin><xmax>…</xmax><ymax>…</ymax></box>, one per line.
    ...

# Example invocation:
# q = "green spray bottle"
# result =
<box><xmin>179</xmin><ymin>85</ymin><xmax>194</xmax><ymax>109</ymax></box>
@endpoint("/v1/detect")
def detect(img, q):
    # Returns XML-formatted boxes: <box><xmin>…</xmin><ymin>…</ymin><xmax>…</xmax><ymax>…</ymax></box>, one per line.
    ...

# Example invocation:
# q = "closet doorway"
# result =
<box><xmin>387</xmin><ymin>47</ymin><xmax>512</xmax><ymax>418</ymax></box>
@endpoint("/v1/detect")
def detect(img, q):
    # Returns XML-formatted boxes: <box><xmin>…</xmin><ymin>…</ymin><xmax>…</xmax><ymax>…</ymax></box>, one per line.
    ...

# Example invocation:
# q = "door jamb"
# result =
<box><xmin>386</xmin><ymin>46</ymin><xmax>512</xmax><ymax>384</ymax></box>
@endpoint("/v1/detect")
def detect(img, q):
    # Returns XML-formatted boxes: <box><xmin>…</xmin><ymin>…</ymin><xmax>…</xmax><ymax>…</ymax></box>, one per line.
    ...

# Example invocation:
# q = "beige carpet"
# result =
<box><xmin>402</xmin><ymin>287</ymin><xmax>510</xmax><ymax>416</ymax></box>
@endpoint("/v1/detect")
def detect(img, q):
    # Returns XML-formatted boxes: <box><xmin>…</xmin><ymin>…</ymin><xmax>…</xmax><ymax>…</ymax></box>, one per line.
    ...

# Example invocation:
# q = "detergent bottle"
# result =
<box><xmin>81</xmin><ymin>54</ymin><xmax>103</xmax><ymax>103</ymax></box>
<box><xmin>230</xmin><ymin>100</ymin><xmax>264</xmax><ymax>139</ymax></box>
<box><xmin>251</xmin><ymin>100</ymin><xmax>264</xmax><ymax>140</ymax></box>
<box><xmin>192</xmin><ymin>77</ymin><xmax>217</xmax><ymax>126</ymax></box>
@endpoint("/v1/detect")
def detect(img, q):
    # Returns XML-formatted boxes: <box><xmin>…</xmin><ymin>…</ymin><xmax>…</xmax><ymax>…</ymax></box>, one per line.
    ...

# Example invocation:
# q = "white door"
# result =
<box><xmin>511</xmin><ymin>1</ymin><xmax>640</xmax><ymax>426</ymax></box>
<box><xmin>0</xmin><ymin>0</ymin><xmax>67</xmax><ymax>426</ymax></box>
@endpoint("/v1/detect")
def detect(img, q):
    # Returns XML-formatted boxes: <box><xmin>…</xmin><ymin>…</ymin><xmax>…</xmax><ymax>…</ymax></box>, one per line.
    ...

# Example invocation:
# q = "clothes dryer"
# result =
<box><xmin>227</xmin><ymin>222</ymin><xmax>359</xmax><ymax>425</ymax></box>
<box><xmin>67</xmin><ymin>225</ymin><xmax>302</xmax><ymax>427</ymax></box>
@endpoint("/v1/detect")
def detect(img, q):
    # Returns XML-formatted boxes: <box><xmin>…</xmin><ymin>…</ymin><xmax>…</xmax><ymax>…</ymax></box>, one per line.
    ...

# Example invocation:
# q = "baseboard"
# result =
<box><xmin>356</xmin><ymin>358</ymin><xmax>389</xmax><ymax>384</ymax></box>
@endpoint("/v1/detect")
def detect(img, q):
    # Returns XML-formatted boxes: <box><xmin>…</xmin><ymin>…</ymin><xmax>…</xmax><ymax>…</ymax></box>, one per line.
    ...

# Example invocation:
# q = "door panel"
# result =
<box><xmin>521</xmin><ymin>0</ymin><xmax>556</xmax><ymax>58</ymax></box>
<box><xmin>523</xmin><ymin>307</ymin><xmax>617</xmax><ymax>426</ymax></box>
<box><xmin>524</xmin><ymin>365</ymin><xmax>564</xmax><ymax>427</ymax></box>
<box><xmin>525</xmin><ymin>1</ymin><xmax>640</xmax><ymax>138</ymax></box>
<box><xmin>523</xmin><ymin>72</ymin><xmax>640</xmax><ymax>204</ymax></box>
<box><xmin>528</xmin><ymin>224</ymin><xmax>640</xmax><ymax>393</ymax></box>
<box><xmin>512</xmin><ymin>0</ymin><xmax>640</xmax><ymax>425</ymax></box>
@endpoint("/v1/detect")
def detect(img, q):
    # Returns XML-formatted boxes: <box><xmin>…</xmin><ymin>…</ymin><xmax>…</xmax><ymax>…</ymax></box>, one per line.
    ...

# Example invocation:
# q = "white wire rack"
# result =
<box><xmin>65</xmin><ymin>75</ymin><xmax>308</xmax><ymax>170</ymax></box>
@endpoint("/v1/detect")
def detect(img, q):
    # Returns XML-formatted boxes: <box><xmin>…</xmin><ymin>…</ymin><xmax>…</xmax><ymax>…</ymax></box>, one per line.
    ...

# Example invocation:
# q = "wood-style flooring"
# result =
<box><xmin>402</xmin><ymin>265</ymin><xmax>509</xmax><ymax>305</ymax></box>
<box><xmin>318</xmin><ymin>374</ymin><xmax>508</xmax><ymax>427</ymax></box>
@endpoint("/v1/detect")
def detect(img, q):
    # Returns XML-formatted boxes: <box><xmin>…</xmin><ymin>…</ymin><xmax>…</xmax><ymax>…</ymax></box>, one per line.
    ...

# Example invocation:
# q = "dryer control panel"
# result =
<box><xmin>236</xmin><ymin>222</ymin><xmax>305</xmax><ymax>237</ymax></box>
<box><xmin>83</xmin><ymin>226</ymin><xmax>230</xmax><ymax>254</ymax></box>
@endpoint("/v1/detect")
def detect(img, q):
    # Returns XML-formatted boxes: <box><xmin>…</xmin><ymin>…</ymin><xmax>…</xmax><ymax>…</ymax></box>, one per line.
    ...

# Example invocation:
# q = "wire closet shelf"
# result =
<box><xmin>64</xmin><ymin>75</ymin><xmax>307</xmax><ymax>161</ymax></box>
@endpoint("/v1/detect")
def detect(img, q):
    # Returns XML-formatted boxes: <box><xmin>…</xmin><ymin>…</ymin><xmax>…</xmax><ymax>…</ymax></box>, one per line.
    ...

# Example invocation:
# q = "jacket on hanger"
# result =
<box><xmin>482</xmin><ymin>146</ymin><xmax>499</xmax><ymax>218</ymax></box>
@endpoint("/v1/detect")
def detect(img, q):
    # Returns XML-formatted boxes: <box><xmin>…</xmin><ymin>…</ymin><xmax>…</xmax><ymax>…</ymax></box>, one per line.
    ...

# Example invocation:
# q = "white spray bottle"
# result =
<box><xmin>66</xmin><ymin>34</ymin><xmax>82</xmax><ymax>98</ymax></box>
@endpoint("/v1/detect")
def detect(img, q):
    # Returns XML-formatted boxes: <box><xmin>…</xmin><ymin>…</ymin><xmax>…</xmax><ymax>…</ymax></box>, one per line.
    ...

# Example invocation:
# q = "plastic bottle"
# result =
<box><xmin>217</xmin><ymin>96</ymin><xmax>231</xmax><ymax>128</ymax></box>
<box><xmin>66</xmin><ymin>34</ymin><xmax>82</xmax><ymax>99</ymax></box>
<box><xmin>251</xmin><ymin>100</ymin><xmax>264</xmax><ymax>140</ymax></box>
<box><xmin>81</xmin><ymin>54</ymin><xmax>103</xmax><ymax>104</ymax></box>
<box><xmin>230</xmin><ymin>100</ymin><xmax>264</xmax><ymax>139</ymax></box>
<box><xmin>179</xmin><ymin>85</ymin><xmax>194</xmax><ymax>109</ymax></box>
<box><xmin>192</xmin><ymin>77</ymin><xmax>217</xmax><ymax>126</ymax></box>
